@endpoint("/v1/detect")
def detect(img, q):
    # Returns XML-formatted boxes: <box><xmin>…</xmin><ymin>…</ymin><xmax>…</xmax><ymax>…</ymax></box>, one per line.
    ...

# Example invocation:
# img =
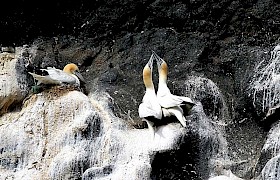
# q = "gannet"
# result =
<box><xmin>152</xmin><ymin>51</ymin><xmax>195</xmax><ymax>127</ymax></box>
<box><xmin>138</xmin><ymin>54</ymin><xmax>162</xmax><ymax>138</ymax></box>
<box><xmin>29</xmin><ymin>63</ymin><xmax>85</xmax><ymax>86</ymax></box>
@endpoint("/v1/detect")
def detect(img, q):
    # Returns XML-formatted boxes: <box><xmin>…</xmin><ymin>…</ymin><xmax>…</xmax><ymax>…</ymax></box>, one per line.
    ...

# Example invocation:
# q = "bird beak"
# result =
<box><xmin>155</xmin><ymin>57</ymin><xmax>162</xmax><ymax>68</ymax></box>
<box><xmin>147</xmin><ymin>54</ymin><xmax>154</xmax><ymax>70</ymax></box>
<box><xmin>152</xmin><ymin>51</ymin><xmax>163</xmax><ymax>68</ymax></box>
<box><xmin>75</xmin><ymin>71</ymin><xmax>86</xmax><ymax>83</ymax></box>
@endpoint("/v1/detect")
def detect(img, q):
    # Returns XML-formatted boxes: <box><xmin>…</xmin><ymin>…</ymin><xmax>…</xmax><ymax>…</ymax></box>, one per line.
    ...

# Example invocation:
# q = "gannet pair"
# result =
<box><xmin>29</xmin><ymin>63</ymin><xmax>85</xmax><ymax>87</ymax></box>
<box><xmin>138</xmin><ymin>51</ymin><xmax>195</xmax><ymax>136</ymax></box>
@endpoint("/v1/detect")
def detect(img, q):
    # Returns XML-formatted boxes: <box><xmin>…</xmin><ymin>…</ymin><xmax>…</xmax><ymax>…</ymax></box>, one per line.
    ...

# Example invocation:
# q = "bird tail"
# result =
<box><xmin>28</xmin><ymin>72</ymin><xmax>43</xmax><ymax>85</ymax></box>
<box><xmin>162</xmin><ymin>107</ymin><xmax>171</xmax><ymax>117</ymax></box>
<box><xmin>28</xmin><ymin>72</ymin><xmax>60</xmax><ymax>85</ymax></box>
<box><xmin>180</xmin><ymin>96</ymin><xmax>195</xmax><ymax>105</ymax></box>
<box><xmin>182</xmin><ymin>103</ymin><xmax>195</xmax><ymax>115</ymax></box>
<box><xmin>167</xmin><ymin>106</ymin><xmax>186</xmax><ymax>127</ymax></box>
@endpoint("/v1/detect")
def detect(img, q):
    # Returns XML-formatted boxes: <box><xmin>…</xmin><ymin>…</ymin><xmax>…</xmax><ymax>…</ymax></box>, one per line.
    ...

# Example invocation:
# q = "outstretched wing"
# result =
<box><xmin>164</xmin><ymin>106</ymin><xmax>186</xmax><ymax>127</ymax></box>
<box><xmin>172</xmin><ymin>95</ymin><xmax>195</xmax><ymax>106</ymax></box>
<box><xmin>158</xmin><ymin>92</ymin><xmax>195</xmax><ymax>108</ymax></box>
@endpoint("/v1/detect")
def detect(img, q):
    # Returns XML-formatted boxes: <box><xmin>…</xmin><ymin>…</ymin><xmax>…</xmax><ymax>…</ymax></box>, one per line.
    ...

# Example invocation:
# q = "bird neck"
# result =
<box><xmin>143</xmin><ymin>75</ymin><xmax>155</xmax><ymax>90</ymax></box>
<box><xmin>158</xmin><ymin>71</ymin><xmax>170</xmax><ymax>94</ymax></box>
<box><xmin>64</xmin><ymin>70</ymin><xmax>72</xmax><ymax>74</ymax></box>
<box><xmin>159</xmin><ymin>70</ymin><xmax>167</xmax><ymax>85</ymax></box>
<box><xmin>158</xmin><ymin>79</ymin><xmax>168</xmax><ymax>92</ymax></box>
<box><xmin>63</xmin><ymin>67</ymin><xmax>73</xmax><ymax>74</ymax></box>
<box><xmin>143</xmin><ymin>66</ymin><xmax>155</xmax><ymax>90</ymax></box>
<box><xmin>158</xmin><ymin>62</ymin><xmax>168</xmax><ymax>84</ymax></box>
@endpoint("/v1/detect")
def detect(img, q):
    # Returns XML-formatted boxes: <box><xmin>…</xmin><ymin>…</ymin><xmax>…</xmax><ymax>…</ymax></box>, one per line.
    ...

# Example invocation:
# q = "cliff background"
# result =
<box><xmin>0</xmin><ymin>0</ymin><xmax>280</xmax><ymax>180</ymax></box>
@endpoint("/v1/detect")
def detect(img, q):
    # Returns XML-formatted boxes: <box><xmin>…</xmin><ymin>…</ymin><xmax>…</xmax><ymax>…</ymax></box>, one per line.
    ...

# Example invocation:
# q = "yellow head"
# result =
<box><xmin>63</xmin><ymin>63</ymin><xmax>85</xmax><ymax>83</ymax></box>
<box><xmin>63</xmin><ymin>63</ymin><xmax>79</xmax><ymax>74</ymax></box>
<box><xmin>143</xmin><ymin>58</ymin><xmax>154</xmax><ymax>89</ymax></box>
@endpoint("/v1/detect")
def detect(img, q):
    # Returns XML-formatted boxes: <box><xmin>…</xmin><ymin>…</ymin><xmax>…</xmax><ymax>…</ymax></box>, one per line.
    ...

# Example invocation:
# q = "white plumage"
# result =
<box><xmin>138</xmin><ymin>88</ymin><xmax>162</xmax><ymax>120</ymax></box>
<box><xmin>29</xmin><ymin>63</ymin><xmax>84</xmax><ymax>86</ymax></box>
<box><xmin>153</xmin><ymin>51</ymin><xmax>195</xmax><ymax>127</ymax></box>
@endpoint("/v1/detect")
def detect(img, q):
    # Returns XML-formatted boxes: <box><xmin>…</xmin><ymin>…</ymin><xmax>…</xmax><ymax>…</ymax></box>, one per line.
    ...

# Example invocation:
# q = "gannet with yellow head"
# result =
<box><xmin>138</xmin><ymin>54</ymin><xmax>162</xmax><ymax>138</ymax></box>
<box><xmin>152</xmin><ymin>51</ymin><xmax>195</xmax><ymax>127</ymax></box>
<box><xmin>29</xmin><ymin>63</ymin><xmax>85</xmax><ymax>86</ymax></box>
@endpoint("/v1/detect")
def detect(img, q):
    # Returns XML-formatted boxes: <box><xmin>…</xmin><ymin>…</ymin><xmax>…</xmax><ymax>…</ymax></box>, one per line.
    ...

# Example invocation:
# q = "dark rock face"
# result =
<box><xmin>0</xmin><ymin>0</ymin><xmax>280</xmax><ymax>179</ymax></box>
<box><xmin>1</xmin><ymin>0</ymin><xmax>279</xmax><ymax>47</ymax></box>
<box><xmin>150</xmin><ymin>103</ymin><xmax>226</xmax><ymax>180</ymax></box>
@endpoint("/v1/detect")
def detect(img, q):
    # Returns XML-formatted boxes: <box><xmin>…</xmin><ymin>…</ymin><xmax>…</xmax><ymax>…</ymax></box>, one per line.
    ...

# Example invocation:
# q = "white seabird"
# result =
<box><xmin>138</xmin><ymin>54</ymin><xmax>162</xmax><ymax>138</ymax></box>
<box><xmin>29</xmin><ymin>63</ymin><xmax>85</xmax><ymax>86</ymax></box>
<box><xmin>152</xmin><ymin>51</ymin><xmax>195</xmax><ymax>127</ymax></box>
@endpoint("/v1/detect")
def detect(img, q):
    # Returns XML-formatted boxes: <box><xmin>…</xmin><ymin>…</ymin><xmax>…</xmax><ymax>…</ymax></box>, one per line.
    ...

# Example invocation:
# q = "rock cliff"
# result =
<box><xmin>0</xmin><ymin>0</ymin><xmax>280</xmax><ymax>179</ymax></box>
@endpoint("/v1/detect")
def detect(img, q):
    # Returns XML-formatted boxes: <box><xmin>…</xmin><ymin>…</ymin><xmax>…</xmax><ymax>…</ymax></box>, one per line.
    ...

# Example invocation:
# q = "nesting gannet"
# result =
<box><xmin>138</xmin><ymin>54</ymin><xmax>162</xmax><ymax>138</ymax></box>
<box><xmin>153</xmin><ymin>51</ymin><xmax>195</xmax><ymax>127</ymax></box>
<box><xmin>29</xmin><ymin>63</ymin><xmax>85</xmax><ymax>86</ymax></box>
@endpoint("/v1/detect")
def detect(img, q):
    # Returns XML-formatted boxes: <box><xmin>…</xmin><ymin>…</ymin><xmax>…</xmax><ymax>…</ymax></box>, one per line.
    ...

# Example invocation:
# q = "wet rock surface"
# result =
<box><xmin>0</xmin><ymin>0</ymin><xmax>280</xmax><ymax>179</ymax></box>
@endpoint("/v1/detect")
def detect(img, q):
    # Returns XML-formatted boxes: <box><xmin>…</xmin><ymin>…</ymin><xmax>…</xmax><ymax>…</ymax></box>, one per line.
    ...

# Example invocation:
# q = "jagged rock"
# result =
<box><xmin>0</xmin><ymin>48</ymin><xmax>32</xmax><ymax>116</ymax></box>
<box><xmin>82</xmin><ymin>165</ymin><xmax>113</xmax><ymax>179</ymax></box>
<box><xmin>254</xmin><ymin>120</ymin><xmax>280</xmax><ymax>178</ymax></box>
<box><xmin>0</xmin><ymin>88</ymin><xmax>99</xmax><ymax>179</ymax></box>
<box><xmin>0</xmin><ymin>1</ymin><xmax>279</xmax><ymax>178</ymax></box>
<box><xmin>249</xmin><ymin>45</ymin><xmax>280</xmax><ymax>121</ymax></box>
<box><xmin>0</xmin><ymin>42</ymin><xmax>264</xmax><ymax>180</ymax></box>
<box><xmin>248</xmin><ymin>45</ymin><xmax>280</xmax><ymax>179</ymax></box>
<box><xmin>257</xmin><ymin>154</ymin><xmax>280</xmax><ymax>180</ymax></box>
<box><xmin>0</xmin><ymin>78</ymin><xmax>229</xmax><ymax>180</ymax></box>
<box><xmin>1</xmin><ymin>46</ymin><xmax>15</xmax><ymax>53</ymax></box>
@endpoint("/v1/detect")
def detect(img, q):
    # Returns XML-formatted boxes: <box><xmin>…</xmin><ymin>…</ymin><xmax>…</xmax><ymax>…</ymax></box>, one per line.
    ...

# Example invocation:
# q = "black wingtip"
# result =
<box><xmin>144</xmin><ymin>116</ymin><xmax>161</xmax><ymax>123</ymax></box>
<box><xmin>182</xmin><ymin>103</ymin><xmax>196</xmax><ymax>115</ymax></box>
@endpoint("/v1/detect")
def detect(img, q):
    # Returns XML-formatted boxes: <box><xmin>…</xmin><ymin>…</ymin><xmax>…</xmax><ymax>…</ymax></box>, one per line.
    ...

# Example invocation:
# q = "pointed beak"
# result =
<box><xmin>147</xmin><ymin>54</ymin><xmax>154</xmax><ymax>70</ymax></box>
<box><xmin>155</xmin><ymin>57</ymin><xmax>162</xmax><ymax>69</ymax></box>
<box><xmin>74</xmin><ymin>71</ymin><xmax>85</xmax><ymax>83</ymax></box>
<box><xmin>152</xmin><ymin>51</ymin><xmax>164</xmax><ymax>69</ymax></box>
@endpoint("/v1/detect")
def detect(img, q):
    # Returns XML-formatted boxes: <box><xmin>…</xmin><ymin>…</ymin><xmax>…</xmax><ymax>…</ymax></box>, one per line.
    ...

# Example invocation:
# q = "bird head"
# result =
<box><xmin>63</xmin><ymin>63</ymin><xmax>85</xmax><ymax>83</ymax></box>
<box><xmin>63</xmin><ymin>63</ymin><xmax>79</xmax><ymax>73</ymax></box>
